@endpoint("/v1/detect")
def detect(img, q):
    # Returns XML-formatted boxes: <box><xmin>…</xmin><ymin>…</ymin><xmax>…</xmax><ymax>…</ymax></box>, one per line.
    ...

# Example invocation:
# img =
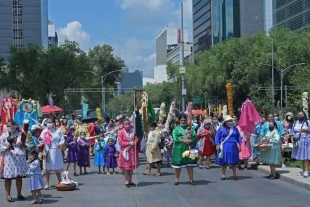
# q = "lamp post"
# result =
<box><xmin>180</xmin><ymin>0</ymin><xmax>186</xmax><ymax>111</ymax></box>
<box><xmin>258</xmin><ymin>63</ymin><xmax>306</xmax><ymax>110</ymax></box>
<box><xmin>81</xmin><ymin>70</ymin><xmax>123</xmax><ymax>112</ymax></box>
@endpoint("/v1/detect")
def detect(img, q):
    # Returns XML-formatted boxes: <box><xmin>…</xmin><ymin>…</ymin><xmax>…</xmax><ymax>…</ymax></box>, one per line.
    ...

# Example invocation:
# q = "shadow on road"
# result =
<box><xmin>136</xmin><ymin>181</ymin><xmax>165</xmax><ymax>187</ymax></box>
<box><xmin>225</xmin><ymin>176</ymin><xmax>252</xmax><ymax>180</ymax></box>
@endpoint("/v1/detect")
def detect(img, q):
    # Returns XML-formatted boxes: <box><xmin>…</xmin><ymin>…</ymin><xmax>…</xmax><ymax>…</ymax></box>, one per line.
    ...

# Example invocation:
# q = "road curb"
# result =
<box><xmin>249</xmin><ymin>163</ymin><xmax>310</xmax><ymax>191</ymax></box>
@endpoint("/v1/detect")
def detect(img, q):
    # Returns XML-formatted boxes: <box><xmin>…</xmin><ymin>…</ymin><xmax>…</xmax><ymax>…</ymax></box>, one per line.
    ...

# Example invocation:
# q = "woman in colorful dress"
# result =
<box><xmin>40</xmin><ymin>117</ymin><xmax>65</xmax><ymax>189</ymax></box>
<box><xmin>260</xmin><ymin>120</ymin><xmax>281</xmax><ymax>179</ymax></box>
<box><xmin>143</xmin><ymin>122</ymin><xmax>162</xmax><ymax>176</ymax></box>
<box><xmin>118</xmin><ymin>119</ymin><xmax>139</xmax><ymax>188</ymax></box>
<box><xmin>197</xmin><ymin>119</ymin><xmax>215</xmax><ymax>169</ymax></box>
<box><xmin>290</xmin><ymin>111</ymin><xmax>310</xmax><ymax>178</ymax></box>
<box><xmin>172</xmin><ymin>114</ymin><xmax>198</xmax><ymax>186</ymax></box>
<box><xmin>215</xmin><ymin>115</ymin><xmax>242</xmax><ymax>180</ymax></box>
<box><xmin>163</xmin><ymin>129</ymin><xmax>173</xmax><ymax>166</ymax></box>
<box><xmin>0</xmin><ymin>119</ymin><xmax>28</xmax><ymax>202</ymax></box>
<box><xmin>77</xmin><ymin>131</ymin><xmax>90</xmax><ymax>175</ymax></box>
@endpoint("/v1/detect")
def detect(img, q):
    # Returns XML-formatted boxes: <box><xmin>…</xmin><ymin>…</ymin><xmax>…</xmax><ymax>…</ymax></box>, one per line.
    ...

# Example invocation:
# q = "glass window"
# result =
<box><xmin>193</xmin><ymin>19</ymin><xmax>211</xmax><ymax>38</ymax></box>
<box><xmin>224</xmin><ymin>0</ymin><xmax>234</xmax><ymax>40</ymax></box>
<box><xmin>193</xmin><ymin>2</ymin><xmax>211</xmax><ymax>21</ymax></box>
<box><xmin>193</xmin><ymin>10</ymin><xmax>211</xmax><ymax>29</ymax></box>
<box><xmin>193</xmin><ymin>0</ymin><xmax>210</xmax><ymax>13</ymax></box>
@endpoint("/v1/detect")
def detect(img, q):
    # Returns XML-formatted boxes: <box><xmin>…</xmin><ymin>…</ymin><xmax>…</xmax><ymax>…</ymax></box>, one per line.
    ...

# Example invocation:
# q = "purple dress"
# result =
<box><xmin>164</xmin><ymin>135</ymin><xmax>173</xmax><ymax>159</ymax></box>
<box><xmin>66</xmin><ymin>135</ymin><xmax>79</xmax><ymax>162</ymax></box>
<box><xmin>77</xmin><ymin>138</ymin><xmax>90</xmax><ymax>167</ymax></box>
<box><xmin>106</xmin><ymin>145</ymin><xmax>118</xmax><ymax>168</ymax></box>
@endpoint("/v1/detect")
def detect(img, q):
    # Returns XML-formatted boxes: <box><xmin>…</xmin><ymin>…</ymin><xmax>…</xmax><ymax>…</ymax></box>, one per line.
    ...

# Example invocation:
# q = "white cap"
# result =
<box><xmin>223</xmin><ymin>115</ymin><xmax>234</xmax><ymax>122</ymax></box>
<box><xmin>31</xmin><ymin>125</ymin><xmax>41</xmax><ymax>130</ymax></box>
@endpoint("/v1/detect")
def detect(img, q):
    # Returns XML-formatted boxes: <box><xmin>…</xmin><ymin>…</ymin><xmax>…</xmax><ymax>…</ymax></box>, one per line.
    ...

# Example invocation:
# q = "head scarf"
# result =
<box><xmin>198</xmin><ymin>118</ymin><xmax>214</xmax><ymax>134</ymax></box>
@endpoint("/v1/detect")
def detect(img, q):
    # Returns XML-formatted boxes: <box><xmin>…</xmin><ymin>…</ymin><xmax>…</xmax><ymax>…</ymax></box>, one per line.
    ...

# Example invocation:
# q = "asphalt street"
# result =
<box><xmin>1</xmin><ymin>156</ymin><xmax>310</xmax><ymax>207</ymax></box>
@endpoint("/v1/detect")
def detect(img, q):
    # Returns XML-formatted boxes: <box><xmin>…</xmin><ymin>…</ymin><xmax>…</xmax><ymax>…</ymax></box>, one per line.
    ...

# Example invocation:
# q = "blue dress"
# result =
<box><xmin>27</xmin><ymin>159</ymin><xmax>45</xmax><ymax>191</ymax></box>
<box><xmin>215</xmin><ymin>126</ymin><xmax>242</xmax><ymax>165</ymax></box>
<box><xmin>94</xmin><ymin>139</ymin><xmax>107</xmax><ymax>166</ymax></box>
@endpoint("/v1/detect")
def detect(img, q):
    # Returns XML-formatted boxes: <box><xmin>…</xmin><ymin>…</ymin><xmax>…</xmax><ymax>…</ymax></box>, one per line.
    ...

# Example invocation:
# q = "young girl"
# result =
<box><xmin>163</xmin><ymin>130</ymin><xmax>173</xmax><ymax>166</ymax></box>
<box><xmin>106</xmin><ymin>137</ymin><xmax>118</xmax><ymax>174</ymax></box>
<box><xmin>94</xmin><ymin>134</ymin><xmax>107</xmax><ymax>174</ymax></box>
<box><xmin>66</xmin><ymin>128</ymin><xmax>79</xmax><ymax>176</ymax></box>
<box><xmin>77</xmin><ymin>131</ymin><xmax>90</xmax><ymax>175</ymax></box>
<box><xmin>27</xmin><ymin>150</ymin><xmax>44</xmax><ymax>204</ymax></box>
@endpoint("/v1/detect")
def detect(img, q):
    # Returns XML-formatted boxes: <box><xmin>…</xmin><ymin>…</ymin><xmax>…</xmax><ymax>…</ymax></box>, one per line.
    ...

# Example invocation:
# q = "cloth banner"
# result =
<box><xmin>82</xmin><ymin>103</ymin><xmax>88</xmax><ymax>118</ymax></box>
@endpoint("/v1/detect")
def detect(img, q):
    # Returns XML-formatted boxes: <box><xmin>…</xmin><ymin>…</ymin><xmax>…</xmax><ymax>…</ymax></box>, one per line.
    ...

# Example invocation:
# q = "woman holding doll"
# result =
<box><xmin>172</xmin><ymin>113</ymin><xmax>198</xmax><ymax>186</ymax></box>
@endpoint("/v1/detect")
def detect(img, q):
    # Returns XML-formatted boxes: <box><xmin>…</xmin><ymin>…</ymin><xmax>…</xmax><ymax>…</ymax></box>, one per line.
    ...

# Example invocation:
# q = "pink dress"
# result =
<box><xmin>118</xmin><ymin>129</ymin><xmax>139</xmax><ymax>171</ymax></box>
<box><xmin>237</xmin><ymin>126</ymin><xmax>252</xmax><ymax>160</ymax></box>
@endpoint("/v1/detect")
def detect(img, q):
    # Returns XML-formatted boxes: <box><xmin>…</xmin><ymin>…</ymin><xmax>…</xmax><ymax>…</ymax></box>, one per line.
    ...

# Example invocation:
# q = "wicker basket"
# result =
<box><xmin>55</xmin><ymin>183</ymin><xmax>76</xmax><ymax>191</ymax></box>
<box><xmin>254</xmin><ymin>144</ymin><xmax>272</xmax><ymax>152</ymax></box>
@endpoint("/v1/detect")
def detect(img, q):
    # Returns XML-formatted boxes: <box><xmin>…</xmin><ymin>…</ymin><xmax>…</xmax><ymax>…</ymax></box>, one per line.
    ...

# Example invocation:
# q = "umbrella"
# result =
<box><xmin>41</xmin><ymin>105</ymin><xmax>63</xmax><ymax>114</ymax></box>
<box><xmin>238</xmin><ymin>99</ymin><xmax>262</xmax><ymax>133</ymax></box>
<box><xmin>72</xmin><ymin>109</ymin><xmax>92</xmax><ymax>116</ymax></box>
<box><xmin>192</xmin><ymin>110</ymin><xmax>204</xmax><ymax>115</ymax></box>
<box><xmin>81</xmin><ymin>111</ymin><xmax>98</xmax><ymax>123</ymax></box>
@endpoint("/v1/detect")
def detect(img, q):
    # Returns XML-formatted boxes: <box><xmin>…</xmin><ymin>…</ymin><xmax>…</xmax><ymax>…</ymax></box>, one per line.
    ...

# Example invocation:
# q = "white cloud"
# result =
<box><xmin>112</xmin><ymin>38</ymin><xmax>156</xmax><ymax>78</ymax></box>
<box><xmin>57</xmin><ymin>21</ymin><xmax>90</xmax><ymax>51</ymax></box>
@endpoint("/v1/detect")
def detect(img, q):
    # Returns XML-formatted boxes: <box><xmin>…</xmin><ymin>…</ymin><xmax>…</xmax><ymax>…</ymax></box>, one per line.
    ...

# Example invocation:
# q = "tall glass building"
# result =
<box><xmin>0</xmin><ymin>0</ymin><xmax>48</xmax><ymax>63</ymax></box>
<box><xmin>273</xmin><ymin>0</ymin><xmax>310</xmax><ymax>31</ymax></box>
<box><xmin>193</xmin><ymin>0</ymin><xmax>264</xmax><ymax>54</ymax></box>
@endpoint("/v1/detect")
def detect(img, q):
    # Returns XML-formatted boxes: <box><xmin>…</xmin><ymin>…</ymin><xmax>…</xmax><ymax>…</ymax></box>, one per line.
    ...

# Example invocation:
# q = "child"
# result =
<box><xmin>94</xmin><ymin>134</ymin><xmax>107</xmax><ymax>174</ymax></box>
<box><xmin>66</xmin><ymin>128</ymin><xmax>79</xmax><ymax>176</ymax></box>
<box><xmin>27</xmin><ymin>150</ymin><xmax>44</xmax><ymax>205</ymax></box>
<box><xmin>77</xmin><ymin>131</ymin><xmax>90</xmax><ymax>175</ymax></box>
<box><xmin>163</xmin><ymin>130</ymin><xmax>173</xmax><ymax>167</ymax></box>
<box><xmin>106</xmin><ymin>137</ymin><xmax>118</xmax><ymax>174</ymax></box>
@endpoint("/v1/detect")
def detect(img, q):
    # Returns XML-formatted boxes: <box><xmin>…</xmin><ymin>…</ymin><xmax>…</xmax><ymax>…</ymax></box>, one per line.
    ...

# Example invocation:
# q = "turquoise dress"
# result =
<box><xmin>94</xmin><ymin>138</ymin><xmax>107</xmax><ymax>166</ymax></box>
<box><xmin>259</xmin><ymin>129</ymin><xmax>281</xmax><ymax>165</ymax></box>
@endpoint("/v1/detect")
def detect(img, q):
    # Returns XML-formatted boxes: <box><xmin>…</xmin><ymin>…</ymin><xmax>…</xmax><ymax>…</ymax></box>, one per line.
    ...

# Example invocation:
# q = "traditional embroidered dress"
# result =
<box><xmin>0</xmin><ymin>131</ymin><xmax>28</xmax><ymax>179</ymax></box>
<box><xmin>27</xmin><ymin>159</ymin><xmax>44</xmax><ymax>191</ymax></box>
<box><xmin>197</xmin><ymin>121</ymin><xmax>215</xmax><ymax>157</ymax></box>
<box><xmin>260</xmin><ymin>129</ymin><xmax>281</xmax><ymax>165</ymax></box>
<box><xmin>94</xmin><ymin>138</ymin><xmax>107</xmax><ymax>166</ymax></box>
<box><xmin>146</xmin><ymin>130</ymin><xmax>162</xmax><ymax>164</ymax></box>
<box><xmin>215</xmin><ymin>126</ymin><xmax>242</xmax><ymax>165</ymax></box>
<box><xmin>66</xmin><ymin>134</ymin><xmax>79</xmax><ymax>162</ymax></box>
<box><xmin>40</xmin><ymin>128</ymin><xmax>64</xmax><ymax>172</ymax></box>
<box><xmin>106</xmin><ymin>145</ymin><xmax>118</xmax><ymax>168</ymax></box>
<box><xmin>77</xmin><ymin>138</ymin><xmax>90</xmax><ymax>167</ymax></box>
<box><xmin>118</xmin><ymin>128</ymin><xmax>139</xmax><ymax>171</ymax></box>
<box><xmin>171</xmin><ymin>125</ymin><xmax>198</xmax><ymax>168</ymax></box>
<box><xmin>290</xmin><ymin>120</ymin><xmax>310</xmax><ymax>160</ymax></box>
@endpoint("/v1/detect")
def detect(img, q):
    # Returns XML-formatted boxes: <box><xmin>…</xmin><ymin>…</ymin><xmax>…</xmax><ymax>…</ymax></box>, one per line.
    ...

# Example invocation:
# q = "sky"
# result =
<box><xmin>49</xmin><ymin>0</ymin><xmax>193</xmax><ymax>78</ymax></box>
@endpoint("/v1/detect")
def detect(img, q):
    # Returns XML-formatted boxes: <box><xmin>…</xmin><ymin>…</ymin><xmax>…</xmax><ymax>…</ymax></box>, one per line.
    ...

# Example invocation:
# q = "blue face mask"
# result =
<box><xmin>274</xmin><ymin>117</ymin><xmax>279</xmax><ymax>121</ymax></box>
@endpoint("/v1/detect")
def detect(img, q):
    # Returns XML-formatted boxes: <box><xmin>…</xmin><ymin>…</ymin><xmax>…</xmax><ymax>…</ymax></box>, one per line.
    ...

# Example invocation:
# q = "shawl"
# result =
<box><xmin>197</xmin><ymin>119</ymin><xmax>214</xmax><ymax>152</ymax></box>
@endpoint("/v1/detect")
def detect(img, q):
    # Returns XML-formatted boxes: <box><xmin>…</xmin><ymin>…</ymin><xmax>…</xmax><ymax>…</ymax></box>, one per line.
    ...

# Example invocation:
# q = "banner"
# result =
<box><xmin>82</xmin><ymin>103</ymin><xmax>88</xmax><ymax>118</ymax></box>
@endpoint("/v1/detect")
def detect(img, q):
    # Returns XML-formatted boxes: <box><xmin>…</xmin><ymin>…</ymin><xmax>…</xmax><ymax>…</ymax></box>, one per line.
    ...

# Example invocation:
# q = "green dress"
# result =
<box><xmin>172</xmin><ymin>125</ymin><xmax>198</xmax><ymax>168</ymax></box>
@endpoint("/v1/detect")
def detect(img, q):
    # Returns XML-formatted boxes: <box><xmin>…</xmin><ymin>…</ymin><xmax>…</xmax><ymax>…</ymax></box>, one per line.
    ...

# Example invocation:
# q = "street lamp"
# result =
<box><xmin>180</xmin><ymin>0</ymin><xmax>186</xmax><ymax>111</ymax></box>
<box><xmin>81</xmin><ymin>70</ymin><xmax>123</xmax><ymax>112</ymax></box>
<box><xmin>258</xmin><ymin>62</ymin><xmax>306</xmax><ymax>110</ymax></box>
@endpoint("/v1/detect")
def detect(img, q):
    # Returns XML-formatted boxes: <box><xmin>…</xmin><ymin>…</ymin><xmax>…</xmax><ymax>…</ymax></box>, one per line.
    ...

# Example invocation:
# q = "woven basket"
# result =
<box><xmin>55</xmin><ymin>183</ymin><xmax>76</xmax><ymax>191</ymax></box>
<box><xmin>254</xmin><ymin>144</ymin><xmax>272</xmax><ymax>152</ymax></box>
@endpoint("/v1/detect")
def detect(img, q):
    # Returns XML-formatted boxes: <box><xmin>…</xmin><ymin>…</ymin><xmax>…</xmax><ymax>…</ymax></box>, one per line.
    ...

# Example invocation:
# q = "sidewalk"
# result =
<box><xmin>249</xmin><ymin>162</ymin><xmax>310</xmax><ymax>191</ymax></box>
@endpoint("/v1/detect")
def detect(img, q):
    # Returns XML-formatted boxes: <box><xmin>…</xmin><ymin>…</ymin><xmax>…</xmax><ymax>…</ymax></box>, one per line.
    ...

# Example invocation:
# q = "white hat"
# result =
<box><xmin>223</xmin><ymin>115</ymin><xmax>234</xmax><ymax>122</ymax></box>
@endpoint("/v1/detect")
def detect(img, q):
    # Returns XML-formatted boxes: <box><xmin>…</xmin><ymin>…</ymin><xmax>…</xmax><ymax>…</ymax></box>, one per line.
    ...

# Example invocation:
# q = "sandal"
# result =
<box><xmin>199</xmin><ymin>165</ymin><xmax>203</xmax><ymax>169</ymax></box>
<box><xmin>221</xmin><ymin>176</ymin><xmax>226</xmax><ymax>180</ymax></box>
<box><xmin>44</xmin><ymin>185</ymin><xmax>50</xmax><ymax>190</ymax></box>
<box><xmin>124</xmin><ymin>183</ymin><xmax>130</xmax><ymax>188</ymax></box>
<box><xmin>143</xmin><ymin>172</ymin><xmax>151</xmax><ymax>176</ymax></box>
<box><xmin>73</xmin><ymin>172</ymin><xmax>78</xmax><ymax>176</ymax></box>
<box><xmin>154</xmin><ymin>173</ymin><xmax>161</xmax><ymax>177</ymax></box>
<box><xmin>38</xmin><ymin>197</ymin><xmax>44</xmax><ymax>204</ymax></box>
<box><xmin>189</xmin><ymin>181</ymin><xmax>196</xmax><ymax>186</ymax></box>
<box><xmin>174</xmin><ymin>181</ymin><xmax>179</xmax><ymax>185</ymax></box>
<box><xmin>233</xmin><ymin>177</ymin><xmax>238</xmax><ymax>181</ymax></box>
<box><xmin>17</xmin><ymin>195</ymin><xmax>26</xmax><ymax>200</ymax></box>
<box><xmin>6</xmin><ymin>197</ymin><xmax>14</xmax><ymax>202</ymax></box>
<box><xmin>130</xmin><ymin>182</ymin><xmax>136</xmax><ymax>187</ymax></box>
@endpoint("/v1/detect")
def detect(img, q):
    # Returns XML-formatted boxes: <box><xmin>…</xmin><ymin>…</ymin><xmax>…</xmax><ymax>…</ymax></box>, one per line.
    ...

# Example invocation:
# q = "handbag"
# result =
<box><xmin>293</xmin><ymin>122</ymin><xmax>305</xmax><ymax>148</ymax></box>
<box><xmin>0</xmin><ymin>154</ymin><xmax>4</xmax><ymax>174</ymax></box>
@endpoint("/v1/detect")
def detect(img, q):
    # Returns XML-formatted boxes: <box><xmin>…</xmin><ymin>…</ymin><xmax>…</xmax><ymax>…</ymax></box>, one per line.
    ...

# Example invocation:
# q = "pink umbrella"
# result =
<box><xmin>238</xmin><ymin>99</ymin><xmax>262</xmax><ymax>133</ymax></box>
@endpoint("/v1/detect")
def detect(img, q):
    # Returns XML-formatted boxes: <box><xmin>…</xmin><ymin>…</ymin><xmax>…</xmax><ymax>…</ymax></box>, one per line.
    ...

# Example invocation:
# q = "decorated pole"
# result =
<box><xmin>302</xmin><ymin>92</ymin><xmax>308</xmax><ymax>118</ymax></box>
<box><xmin>141</xmin><ymin>92</ymin><xmax>148</xmax><ymax>132</ymax></box>
<box><xmin>226</xmin><ymin>83</ymin><xmax>234</xmax><ymax>117</ymax></box>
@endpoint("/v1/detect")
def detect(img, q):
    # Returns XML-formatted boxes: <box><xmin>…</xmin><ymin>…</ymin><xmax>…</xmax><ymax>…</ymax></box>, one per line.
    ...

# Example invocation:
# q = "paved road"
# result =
<box><xmin>1</xmin><ymin>156</ymin><xmax>310</xmax><ymax>207</ymax></box>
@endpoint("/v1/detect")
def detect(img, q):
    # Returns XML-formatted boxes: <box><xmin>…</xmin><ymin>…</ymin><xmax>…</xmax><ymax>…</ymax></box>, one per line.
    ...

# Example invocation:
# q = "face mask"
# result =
<box><xmin>269</xmin><ymin>127</ymin><xmax>274</xmax><ymax>131</ymax></box>
<box><xmin>287</xmin><ymin>116</ymin><xmax>292</xmax><ymax>121</ymax></box>
<box><xmin>298</xmin><ymin>117</ymin><xmax>305</xmax><ymax>121</ymax></box>
<box><xmin>124</xmin><ymin>125</ymin><xmax>131</xmax><ymax>130</ymax></box>
<box><xmin>157</xmin><ymin>124</ymin><xmax>162</xmax><ymax>128</ymax></box>
<box><xmin>227</xmin><ymin>122</ymin><xmax>234</xmax><ymax>127</ymax></box>
<box><xmin>193</xmin><ymin>120</ymin><xmax>197</xmax><ymax>124</ymax></box>
<box><xmin>80</xmin><ymin>135</ymin><xmax>85</xmax><ymax>138</ymax></box>
<box><xmin>8</xmin><ymin>127</ymin><xmax>14</xmax><ymax>133</ymax></box>
<box><xmin>274</xmin><ymin>117</ymin><xmax>278</xmax><ymax>121</ymax></box>
<box><xmin>180</xmin><ymin>124</ymin><xmax>187</xmax><ymax>127</ymax></box>
<box><xmin>46</xmin><ymin>123</ymin><xmax>54</xmax><ymax>129</ymax></box>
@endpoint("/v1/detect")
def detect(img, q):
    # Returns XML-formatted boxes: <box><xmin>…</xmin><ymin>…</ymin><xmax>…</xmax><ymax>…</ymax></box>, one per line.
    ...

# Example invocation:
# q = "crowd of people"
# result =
<box><xmin>0</xmin><ymin>106</ymin><xmax>310</xmax><ymax>204</ymax></box>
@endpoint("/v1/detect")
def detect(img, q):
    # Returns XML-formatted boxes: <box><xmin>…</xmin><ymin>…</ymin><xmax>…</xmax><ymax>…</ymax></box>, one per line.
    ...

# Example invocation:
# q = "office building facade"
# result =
<box><xmin>48</xmin><ymin>20</ymin><xmax>58</xmax><ymax>48</ymax></box>
<box><xmin>273</xmin><ymin>0</ymin><xmax>310</xmax><ymax>31</ymax></box>
<box><xmin>119</xmin><ymin>70</ymin><xmax>143</xmax><ymax>94</ymax></box>
<box><xmin>0</xmin><ymin>0</ymin><xmax>48</xmax><ymax>63</ymax></box>
<box><xmin>167</xmin><ymin>43</ymin><xmax>193</xmax><ymax>64</ymax></box>
<box><xmin>156</xmin><ymin>26</ymin><xmax>189</xmax><ymax>65</ymax></box>
<box><xmin>193</xmin><ymin>0</ymin><xmax>264</xmax><ymax>53</ymax></box>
